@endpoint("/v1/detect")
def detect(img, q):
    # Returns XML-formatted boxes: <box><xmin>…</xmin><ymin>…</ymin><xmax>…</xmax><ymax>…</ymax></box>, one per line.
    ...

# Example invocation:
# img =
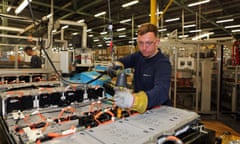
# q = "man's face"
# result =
<box><xmin>25</xmin><ymin>50</ymin><xmax>32</xmax><ymax>56</ymax></box>
<box><xmin>137</xmin><ymin>32</ymin><xmax>159</xmax><ymax>58</ymax></box>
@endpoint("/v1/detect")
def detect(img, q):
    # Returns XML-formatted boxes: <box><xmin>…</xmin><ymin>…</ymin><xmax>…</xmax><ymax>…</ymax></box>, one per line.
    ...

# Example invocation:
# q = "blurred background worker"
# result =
<box><xmin>113</xmin><ymin>23</ymin><xmax>171</xmax><ymax>113</ymax></box>
<box><xmin>24</xmin><ymin>46</ymin><xmax>42</xmax><ymax>68</ymax></box>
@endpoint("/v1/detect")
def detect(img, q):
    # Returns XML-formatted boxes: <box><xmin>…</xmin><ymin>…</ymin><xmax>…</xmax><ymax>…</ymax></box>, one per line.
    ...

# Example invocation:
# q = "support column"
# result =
<box><xmin>1</xmin><ymin>0</ymin><xmax>8</xmax><ymax>44</ymax></box>
<box><xmin>150</xmin><ymin>0</ymin><xmax>157</xmax><ymax>26</ymax></box>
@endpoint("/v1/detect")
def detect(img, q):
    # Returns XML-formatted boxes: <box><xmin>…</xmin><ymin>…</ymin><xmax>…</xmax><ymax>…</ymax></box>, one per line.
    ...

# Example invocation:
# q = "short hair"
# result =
<box><xmin>24</xmin><ymin>46</ymin><xmax>33</xmax><ymax>52</ymax></box>
<box><xmin>138</xmin><ymin>23</ymin><xmax>158</xmax><ymax>37</ymax></box>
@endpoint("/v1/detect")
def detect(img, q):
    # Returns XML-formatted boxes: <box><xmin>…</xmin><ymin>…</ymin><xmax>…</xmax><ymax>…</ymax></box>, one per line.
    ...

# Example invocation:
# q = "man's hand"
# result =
<box><xmin>114</xmin><ymin>88</ymin><xmax>134</xmax><ymax>108</ymax></box>
<box><xmin>114</xmin><ymin>88</ymin><xmax>148</xmax><ymax>114</ymax></box>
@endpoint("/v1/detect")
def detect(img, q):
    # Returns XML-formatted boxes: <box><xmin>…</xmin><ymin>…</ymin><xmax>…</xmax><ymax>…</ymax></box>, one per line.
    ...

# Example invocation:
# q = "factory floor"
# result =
<box><xmin>201</xmin><ymin>113</ymin><xmax>240</xmax><ymax>142</ymax></box>
<box><xmin>202</xmin><ymin>120</ymin><xmax>240</xmax><ymax>137</ymax></box>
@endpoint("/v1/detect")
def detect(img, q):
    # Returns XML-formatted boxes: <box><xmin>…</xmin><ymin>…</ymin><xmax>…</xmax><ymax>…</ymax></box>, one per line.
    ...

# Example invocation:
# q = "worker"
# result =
<box><xmin>24</xmin><ymin>46</ymin><xmax>42</xmax><ymax>68</ymax></box>
<box><xmin>112</xmin><ymin>23</ymin><xmax>171</xmax><ymax>113</ymax></box>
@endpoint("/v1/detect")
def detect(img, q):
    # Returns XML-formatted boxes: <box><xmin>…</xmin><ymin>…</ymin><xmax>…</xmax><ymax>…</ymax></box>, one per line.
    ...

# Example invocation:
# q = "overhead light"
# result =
<box><xmin>178</xmin><ymin>35</ymin><xmax>189</xmax><ymax>38</ymax></box>
<box><xmin>129</xmin><ymin>41</ymin><xmax>134</xmax><ymax>44</ymax></box>
<box><xmin>15</xmin><ymin>0</ymin><xmax>32</xmax><ymax>14</ymax></box>
<box><xmin>232</xmin><ymin>29</ymin><xmax>240</xmax><ymax>33</ymax></box>
<box><xmin>94</xmin><ymin>11</ymin><xmax>106</xmax><ymax>17</ymax></box>
<box><xmin>119</xmin><ymin>35</ymin><xmax>127</xmax><ymax>38</ymax></box>
<box><xmin>188</xmin><ymin>0</ymin><xmax>210</xmax><ymax>7</ymax></box>
<box><xmin>87</xmin><ymin>29</ymin><xmax>92</xmax><ymax>32</ymax></box>
<box><xmin>77</xmin><ymin>19</ymin><xmax>85</xmax><ymax>23</ymax></box>
<box><xmin>158</xmin><ymin>28</ymin><xmax>167</xmax><ymax>32</ymax></box>
<box><xmin>100</xmin><ymin>31</ymin><xmax>107</xmax><ymax>35</ymax></box>
<box><xmin>97</xmin><ymin>44</ymin><xmax>103</xmax><ymax>47</ymax></box>
<box><xmin>105</xmin><ymin>40</ymin><xmax>111</xmax><ymax>44</ymax></box>
<box><xmin>149</xmin><ymin>11</ymin><xmax>163</xmax><ymax>16</ymax></box>
<box><xmin>203</xmin><ymin>9</ymin><xmax>222</xmax><ymax>15</ymax></box>
<box><xmin>189</xmin><ymin>29</ymin><xmax>202</xmax><ymax>33</ymax></box>
<box><xmin>157</xmin><ymin>11</ymin><xmax>163</xmax><ymax>15</ymax></box>
<box><xmin>7</xmin><ymin>6</ymin><xmax>11</xmax><ymax>12</ymax></box>
<box><xmin>120</xmin><ymin>19</ymin><xmax>131</xmax><ymax>23</ymax></box>
<box><xmin>122</xmin><ymin>0</ymin><xmax>139</xmax><ymax>8</ymax></box>
<box><xmin>93</xmin><ymin>39</ymin><xmax>99</xmax><ymax>42</ymax></box>
<box><xmin>61</xmin><ymin>25</ymin><xmax>69</xmax><ymax>29</ymax></box>
<box><xmin>224</xmin><ymin>25</ymin><xmax>240</xmax><ymax>29</ymax></box>
<box><xmin>183</xmin><ymin>24</ymin><xmax>196</xmax><ymax>28</ymax></box>
<box><xmin>52</xmin><ymin>29</ymin><xmax>57</xmax><ymax>33</ymax></box>
<box><xmin>132</xmin><ymin>37</ymin><xmax>137</xmax><ymax>40</ymax></box>
<box><xmin>192</xmin><ymin>32</ymin><xmax>214</xmax><ymax>40</ymax></box>
<box><xmin>46</xmin><ymin>14</ymin><xmax>52</xmax><ymax>19</ymax></box>
<box><xmin>216</xmin><ymin>19</ymin><xmax>234</xmax><ymax>24</ymax></box>
<box><xmin>0</xmin><ymin>26</ymin><xmax>24</xmax><ymax>32</ymax></box>
<box><xmin>72</xmin><ymin>32</ymin><xmax>78</xmax><ymax>35</ymax></box>
<box><xmin>165</xmin><ymin>17</ymin><xmax>180</xmax><ymax>22</ymax></box>
<box><xmin>88</xmin><ymin>34</ymin><xmax>93</xmax><ymax>37</ymax></box>
<box><xmin>116</xmin><ymin>28</ymin><xmax>126</xmax><ymax>32</ymax></box>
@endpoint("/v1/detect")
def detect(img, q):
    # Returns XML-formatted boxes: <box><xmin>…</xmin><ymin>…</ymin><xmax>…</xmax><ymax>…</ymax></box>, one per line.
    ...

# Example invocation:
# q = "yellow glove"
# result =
<box><xmin>114</xmin><ymin>88</ymin><xmax>148</xmax><ymax>113</ymax></box>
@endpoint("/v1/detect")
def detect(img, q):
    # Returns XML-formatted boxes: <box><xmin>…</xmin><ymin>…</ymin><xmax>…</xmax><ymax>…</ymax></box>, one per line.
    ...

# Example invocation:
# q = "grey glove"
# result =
<box><xmin>107</xmin><ymin>61</ymin><xmax>124</xmax><ymax>77</ymax></box>
<box><xmin>114</xmin><ymin>88</ymin><xmax>134</xmax><ymax>108</ymax></box>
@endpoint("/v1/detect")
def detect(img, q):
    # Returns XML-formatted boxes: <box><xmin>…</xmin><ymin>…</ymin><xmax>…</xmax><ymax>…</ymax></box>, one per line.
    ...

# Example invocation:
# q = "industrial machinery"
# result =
<box><xmin>0</xmin><ymin>77</ymin><xmax>216</xmax><ymax>144</ymax></box>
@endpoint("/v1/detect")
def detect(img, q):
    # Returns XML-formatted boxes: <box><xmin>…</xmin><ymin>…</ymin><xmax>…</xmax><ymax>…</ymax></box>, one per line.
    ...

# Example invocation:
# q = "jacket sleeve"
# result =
<box><xmin>146</xmin><ymin>59</ymin><xmax>171</xmax><ymax>108</ymax></box>
<box><xmin>118</xmin><ymin>53</ymin><xmax>137</xmax><ymax>68</ymax></box>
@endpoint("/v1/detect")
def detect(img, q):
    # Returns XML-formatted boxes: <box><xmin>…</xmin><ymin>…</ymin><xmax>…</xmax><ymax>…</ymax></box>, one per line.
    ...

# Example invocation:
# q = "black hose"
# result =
<box><xmin>26</xmin><ymin>2</ymin><xmax>106</xmax><ymax>86</ymax></box>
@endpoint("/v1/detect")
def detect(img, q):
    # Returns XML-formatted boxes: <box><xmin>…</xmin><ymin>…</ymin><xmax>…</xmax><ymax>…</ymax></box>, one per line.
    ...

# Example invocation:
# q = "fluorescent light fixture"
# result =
<box><xmin>178</xmin><ymin>35</ymin><xmax>189</xmax><ymax>38</ymax></box>
<box><xmin>88</xmin><ymin>34</ymin><xmax>93</xmax><ymax>37</ymax></box>
<box><xmin>149</xmin><ymin>11</ymin><xmax>163</xmax><ymax>16</ymax></box>
<box><xmin>120</xmin><ymin>19</ymin><xmax>131</xmax><ymax>23</ymax></box>
<box><xmin>15</xmin><ymin>0</ymin><xmax>32</xmax><ymax>14</ymax></box>
<box><xmin>192</xmin><ymin>32</ymin><xmax>214</xmax><ymax>40</ymax></box>
<box><xmin>105</xmin><ymin>41</ymin><xmax>111</xmax><ymax>44</ymax></box>
<box><xmin>183</xmin><ymin>24</ymin><xmax>196</xmax><ymax>28</ymax></box>
<box><xmin>132</xmin><ymin>37</ymin><xmax>137</xmax><ymax>40</ymax></box>
<box><xmin>61</xmin><ymin>25</ymin><xmax>69</xmax><ymax>29</ymax></box>
<box><xmin>224</xmin><ymin>25</ymin><xmax>240</xmax><ymax>29</ymax></box>
<box><xmin>189</xmin><ymin>29</ymin><xmax>202</xmax><ymax>33</ymax></box>
<box><xmin>0</xmin><ymin>26</ymin><xmax>24</xmax><ymax>32</ymax></box>
<box><xmin>165</xmin><ymin>17</ymin><xmax>180</xmax><ymax>22</ymax></box>
<box><xmin>97</xmin><ymin>44</ymin><xmax>103</xmax><ymax>47</ymax></box>
<box><xmin>46</xmin><ymin>14</ymin><xmax>52</xmax><ymax>19</ymax></box>
<box><xmin>94</xmin><ymin>11</ymin><xmax>106</xmax><ymax>17</ymax></box>
<box><xmin>93</xmin><ymin>39</ymin><xmax>99</xmax><ymax>42</ymax></box>
<box><xmin>77</xmin><ymin>19</ymin><xmax>85</xmax><ymax>23</ymax></box>
<box><xmin>116</xmin><ymin>28</ymin><xmax>126</xmax><ymax>32</ymax></box>
<box><xmin>122</xmin><ymin>0</ymin><xmax>139</xmax><ymax>8</ymax></box>
<box><xmin>87</xmin><ymin>29</ymin><xmax>92</xmax><ymax>32</ymax></box>
<box><xmin>232</xmin><ymin>29</ymin><xmax>240</xmax><ymax>33</ymax></box>
<box><xmin>216</xmin><ymin>19</ymin><xmax>234</xmax><ymax>23</ymax></box>
<box><xmin>100</xmin><ymin>31</ymin><xmax>107</xmax><ymax>35</ymax></box>
<box><xmin>119</xmin><ymin>35</ymin><xmax>127</xmax><ymax>38</ymax></box>
<box><xmin>203</xmin><ymin>9</ymin><xmax>222</xmax><ymax>15</ymax></box>
<box><xmin>157</xmin><ymin>11</ymin><xmax>163</xmax><ymax>15</ymax></box>
<box><xmin>158</xmin><ymin>28</ymin><xmax>167</xmax><ymax>32</ymax></box>
<box><xmin>7</xmin><ymin>6</ymin><xmax>11</xmax><ymax>12</ymax></box>
<box><xmin>188</xmin><ymin>0</ymin><xmax>210</xmax><ymax>7</ymax></box>
<box><xmin>72</xmin><ymin>32</ymin><xmax>78</xmax><ymax>35</ymax></box>
<box><xmin>129</xmin><ymin>41</ymin><xmax>134</xmax><ymax>44</ymax></box>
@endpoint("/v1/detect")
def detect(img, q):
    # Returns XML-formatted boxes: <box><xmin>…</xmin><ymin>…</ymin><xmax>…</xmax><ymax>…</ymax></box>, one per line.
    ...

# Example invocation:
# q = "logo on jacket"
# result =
<box><xmin>143</xmin><ymin>74</ymin><xmax>152</xmax><ymax>77</ymax></box>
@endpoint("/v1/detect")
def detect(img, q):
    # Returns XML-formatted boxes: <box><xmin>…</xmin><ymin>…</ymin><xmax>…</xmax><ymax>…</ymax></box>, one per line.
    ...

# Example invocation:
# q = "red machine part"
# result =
<box><xmin>232</xmin><ymin>40</ymin><xmax>240</xmax><ymax>65</ymax></box>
